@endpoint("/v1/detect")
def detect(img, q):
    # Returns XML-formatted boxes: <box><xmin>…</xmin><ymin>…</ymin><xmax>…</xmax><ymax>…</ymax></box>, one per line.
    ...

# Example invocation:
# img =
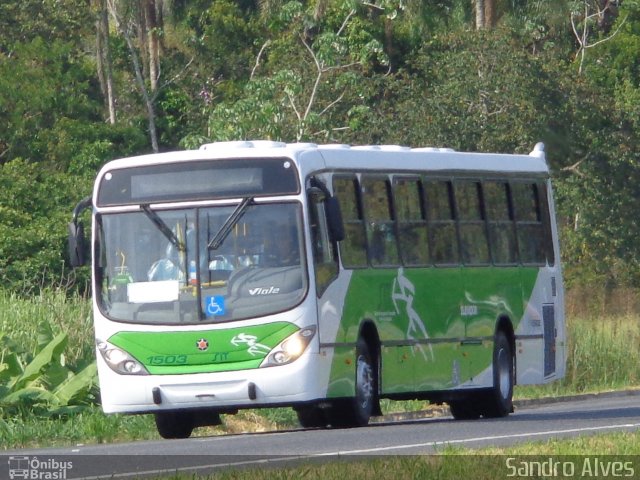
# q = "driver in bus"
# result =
<box><xmin>264</xmin><ymin>225</ymin><xmax>300</xmax><ymax>267</ymax></box>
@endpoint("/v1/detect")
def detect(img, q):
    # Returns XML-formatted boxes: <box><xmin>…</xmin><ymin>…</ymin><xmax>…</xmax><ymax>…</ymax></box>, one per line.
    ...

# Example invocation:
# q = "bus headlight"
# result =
<box><xmin>261</xmin><ymin>326</ymin><xmax>316</xmax><ymax>367</ymax></box>
<box><xmin>97</xmin><ymin>340</ymin><xmax>149</xmax><ymax>375</ymax></box>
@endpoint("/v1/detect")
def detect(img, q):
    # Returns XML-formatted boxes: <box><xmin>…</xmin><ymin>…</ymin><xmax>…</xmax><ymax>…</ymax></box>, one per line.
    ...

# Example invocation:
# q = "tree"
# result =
<box><xmin>107</xmin><ymin>0</ymin><xmax>160</xmax><ymax>151</ymax></box>
<box><xmin>571</xmin><ymin>0</ymin><xmax>626</xmax><ymax>74</ymax></box>
<box><xmin>0</xmin><ymin>0</ymin><xmax>90</xmax><ymax>55</ymax></box>
<box><xmin>93</xmin><ymin>0</ymin><xmax>116</xmax><ymax>124</ymax></box>
<box><xmin>196</xmin><ymin>1</ymin><xmax>387</xmax><ymax>143</ymax></box>
<box><xmin>375</xmin><ymin>29</ymin><xmax>572</xmax><ymax>154</ymax></box>
<box><xmin>106</xmin><ymin>0</ymin><xmax>190</xmax><ymax>152</ymax></box>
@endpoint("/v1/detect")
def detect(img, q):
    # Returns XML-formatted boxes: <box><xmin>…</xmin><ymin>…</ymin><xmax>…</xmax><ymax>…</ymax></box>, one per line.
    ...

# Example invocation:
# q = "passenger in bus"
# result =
<box><xmin>147</xmin><ymin>222</ymin><xmax>200</xmax><ymax>282</ymax></box>
<box><xmin>147</xmin><ymin>240</ymin><xmax>181</xmax><ymax>281</ymax></box>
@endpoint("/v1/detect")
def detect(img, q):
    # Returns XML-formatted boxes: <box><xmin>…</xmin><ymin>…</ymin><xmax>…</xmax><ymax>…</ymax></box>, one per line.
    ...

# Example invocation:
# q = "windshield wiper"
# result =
<box><xmin>141</xmin><ymin>204</ymin><xmax>185</xmax><ymax>252</ymax></box>
<box><xmin>208</xmin><ymin>196</ymin><xmax>254</xmax><ymax>250</ymax></box>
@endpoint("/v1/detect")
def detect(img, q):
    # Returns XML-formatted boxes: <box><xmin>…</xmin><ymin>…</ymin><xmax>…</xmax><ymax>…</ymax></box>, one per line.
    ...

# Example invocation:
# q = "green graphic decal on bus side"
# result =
<box><xmin>326</xmin><ymin>266</ymin><xmax>540</xmax><ymax>398</ymax></box>
<box><xmin>108</xmin><ymin>322</ymin><xmax>298</xmax><ymax>374</ymax></box>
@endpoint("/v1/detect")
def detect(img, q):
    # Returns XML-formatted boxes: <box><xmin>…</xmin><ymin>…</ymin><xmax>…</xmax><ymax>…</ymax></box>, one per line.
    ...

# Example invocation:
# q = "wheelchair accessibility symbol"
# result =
<box><xmin>205</xmin><ymin>295</ymin><xmax>225</xmax><ymax>317</ymax></box>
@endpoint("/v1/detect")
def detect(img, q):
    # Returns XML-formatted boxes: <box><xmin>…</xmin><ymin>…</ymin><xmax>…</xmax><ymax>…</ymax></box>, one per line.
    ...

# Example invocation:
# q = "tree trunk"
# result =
<box><xmin>145</xmin><ymin>0</ymin><xmax>160</xmax><ymax>93</ymax></box>
<box><xmin>484</xmin><ymin>0</ymin><xmax>496</xmax><ymax>29</ymax></box>
<box><xmin>108</xmin><ymin>0</ymin><xmax>159</xmax><ymax>152</ymax></box>
<box><xmin>136</xmin><ymin>0</ymin><xmax>149</xmax><ymax>82</ymax></box>
<box><xmin>475</xmin><ymin>0</ymin><xmax>485</xmax><ymax>30</ymax></box>
<box><xmin>95</xmin><ymin>0</ymin><xmax>116</xmax><ymax>124</ymax></box>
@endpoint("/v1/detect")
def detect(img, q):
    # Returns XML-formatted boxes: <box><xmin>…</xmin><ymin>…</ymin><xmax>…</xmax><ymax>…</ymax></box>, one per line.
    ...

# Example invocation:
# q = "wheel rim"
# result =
<box><xmin>356</xmin><ymin>354</ymin><xmax>374</xmax><ymax>409</ymax></box>
<box><xmin>496</xmin><ymin>347</ymin><xmax>511</xmax><ymax>400</ymax></box>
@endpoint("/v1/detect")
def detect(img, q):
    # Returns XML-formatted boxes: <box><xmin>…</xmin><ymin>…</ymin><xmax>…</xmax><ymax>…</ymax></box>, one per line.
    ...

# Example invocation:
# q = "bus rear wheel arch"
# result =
<box><xmin>449</xmin><ymin>328</ymin><xmax>514</xmax><ymax>420</ymax></box>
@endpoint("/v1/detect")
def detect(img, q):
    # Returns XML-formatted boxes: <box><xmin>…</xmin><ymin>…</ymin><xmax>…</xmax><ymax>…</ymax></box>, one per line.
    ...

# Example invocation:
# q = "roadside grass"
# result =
<box><xmin>0</xmin><ymin>289</ymin><xmax>93</xmax><ymax>367</ymax></box>
<box><xmin>516</xmin><ymin>313</ymin><xmax>640</xmax><ymax>399</ymax></box>
<box><xmin>2</xmin><ymin>289</ymin><xmax>640</xmax><ymax>450</ymax></box>
<box><xmin>0</xmin><ymin>407</ymin><xmax>158</xmax><ymax>448</ymax></box>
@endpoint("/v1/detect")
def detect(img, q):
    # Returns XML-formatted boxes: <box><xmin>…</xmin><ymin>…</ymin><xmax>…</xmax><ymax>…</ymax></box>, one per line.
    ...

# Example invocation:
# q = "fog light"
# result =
<box><xmin>272</xmin><ymin>351</ymin><xmax>288</xmax><ymax>364</ymax></box>
<box><xmin>97</xmin><ymin>340</ymin><xmax>148</xmax><ymax>376</ymax></box>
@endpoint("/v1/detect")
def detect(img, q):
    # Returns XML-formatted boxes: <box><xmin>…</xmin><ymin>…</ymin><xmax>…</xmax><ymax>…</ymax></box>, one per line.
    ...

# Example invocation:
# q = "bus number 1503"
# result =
<box><xmin>147</xmin><ymin>355</ymin><xmax>188</xmax><ymax>365</ymax></box>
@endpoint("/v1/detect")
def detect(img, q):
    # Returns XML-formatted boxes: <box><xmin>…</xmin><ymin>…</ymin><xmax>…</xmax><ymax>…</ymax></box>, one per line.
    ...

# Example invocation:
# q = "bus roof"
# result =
<box><xmin>99</xmin><ymin>141</ymin><xmax>549</xmax><ymax>179</ymax></box>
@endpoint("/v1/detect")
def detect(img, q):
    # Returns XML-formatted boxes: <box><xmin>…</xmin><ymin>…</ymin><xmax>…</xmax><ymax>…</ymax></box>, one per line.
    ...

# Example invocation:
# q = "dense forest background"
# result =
<box><xmin>1</xmin><ymin>0</ymin><xmax>639</xmax><ymax>299</ymax></box>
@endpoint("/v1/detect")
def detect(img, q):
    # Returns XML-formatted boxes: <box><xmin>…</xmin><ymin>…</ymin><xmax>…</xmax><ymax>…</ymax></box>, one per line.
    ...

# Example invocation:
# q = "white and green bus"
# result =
<box><xmin>69</xmin><ymin>140</ymin><xmax>565</xmax><ymax>438</ymax></box>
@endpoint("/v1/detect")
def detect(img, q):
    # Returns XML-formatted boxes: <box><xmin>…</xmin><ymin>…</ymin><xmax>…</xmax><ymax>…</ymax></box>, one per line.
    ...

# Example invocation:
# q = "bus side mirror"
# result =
<box><xmin>68</xmin><ymin>221</ymin><xmax>87</xmax><ymax>267</ymax></box>
<box><xmin>325</xmin><ymin>197</ymin><xmax>345</xmax><ymax>243</ymax></box>
<box><xmin>68</xmin><ymin>195</ymin><xmax>92</xmax><ymax>268</ymax></box>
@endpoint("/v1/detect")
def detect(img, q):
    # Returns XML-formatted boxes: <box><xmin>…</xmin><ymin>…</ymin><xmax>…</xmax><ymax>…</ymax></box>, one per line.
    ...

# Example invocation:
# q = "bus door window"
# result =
<box><xmin>308</xmin><ymin>188</ymin><xmax>338</xmax><ymax>294</ymax></box>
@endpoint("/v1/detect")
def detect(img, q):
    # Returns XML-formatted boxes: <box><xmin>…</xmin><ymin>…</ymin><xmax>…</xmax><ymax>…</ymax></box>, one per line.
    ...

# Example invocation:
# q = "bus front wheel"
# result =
<box><xmin>155</xmin><ymin>410</ymin><xmax>194</xmax><ymax>439</ymax></box>
<box><xmin>449</xmin><ymin>400</ymin><xmax>481</xmax><ymax>420</ymax></box>
<box><xmin>329</xmin><ymin>339</ymin><xmax>376</xmax><ymax>428</ymax></box>
<box><xmin>296</xmin><ymin>405</ymin><xmax>328</xmax><ymax>428</ymax></box>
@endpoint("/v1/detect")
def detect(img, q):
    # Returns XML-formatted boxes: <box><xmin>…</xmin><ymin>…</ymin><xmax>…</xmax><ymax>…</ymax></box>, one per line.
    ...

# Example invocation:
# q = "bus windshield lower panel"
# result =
<box><xmin>96</xmin><ymin>202</ymin><xmax>306</xmax><ymax>324</ymax></box>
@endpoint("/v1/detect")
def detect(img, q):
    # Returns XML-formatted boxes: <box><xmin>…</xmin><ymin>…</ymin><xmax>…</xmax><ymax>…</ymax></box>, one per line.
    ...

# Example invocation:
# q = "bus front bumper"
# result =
<box><xmin>97</xmin><ymin>351</ymin><xmax>332</xmax><ymax>414</ymax></box>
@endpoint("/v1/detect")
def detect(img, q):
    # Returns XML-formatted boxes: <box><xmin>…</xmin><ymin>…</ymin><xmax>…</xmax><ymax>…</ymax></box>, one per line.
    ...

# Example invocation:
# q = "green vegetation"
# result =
<box><xmin>0</xmin><ymin>323</ymin><xmax>96</xmax><ymax>416</ymax></box>
<box><xmin>2</xmin><ymin>0</ymin><xmax>640</xmax><ymax>461</ymax></box>
<box><xmin>0</xmin><ymin>1</ymin><xmax>639</xmax><ymax>292</ymax></box>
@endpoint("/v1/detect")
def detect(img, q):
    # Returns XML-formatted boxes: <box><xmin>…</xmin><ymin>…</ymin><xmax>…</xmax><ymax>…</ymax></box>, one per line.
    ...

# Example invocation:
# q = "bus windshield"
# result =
<box><xmin>96</xmin><ymin>202</ymin><xmax>306</xmax><ymax>325</ymax></box>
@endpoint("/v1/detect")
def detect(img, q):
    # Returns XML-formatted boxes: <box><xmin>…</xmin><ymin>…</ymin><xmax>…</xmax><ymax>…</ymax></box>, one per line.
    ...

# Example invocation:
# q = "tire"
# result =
<box><xmin>296</xmin><ymin>405</ymin><xmax>328</xmax><ymax>429</ymax></box>
<box><xmin>328</xmin><ymin>339</ymin><xmax>376</xmax><ymax>428</ymax></box>
<box><xmin>155</xmin><ymin>410</ymin><xmax>194</xmax><ymax>439</ymax></box>
<box><xmin>449</xmin><ymin>399</ymin><xmax>481</xmax><ymax>420</ymax></box>
<box><xmin>482</xmin><ymin>330</ymin><xmax>514</xmax><ymax>418</ymax></box>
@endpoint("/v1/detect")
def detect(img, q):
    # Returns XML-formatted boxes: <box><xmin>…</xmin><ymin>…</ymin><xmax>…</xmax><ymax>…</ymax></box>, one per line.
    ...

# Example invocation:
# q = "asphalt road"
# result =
<box><xmin>3</xmin><ymin>391</ymin><xmax>640</xmax><ymax>479</ymax></box>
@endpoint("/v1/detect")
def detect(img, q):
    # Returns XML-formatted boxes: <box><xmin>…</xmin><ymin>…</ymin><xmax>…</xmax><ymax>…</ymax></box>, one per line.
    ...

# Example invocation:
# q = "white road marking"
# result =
<box><xmin>65</xmin><ymin>422</ymin><xmax>640</xmax><ymax>478</ymax></box>
<box><xmin>314</xmin><ymin>422</ymin><xmax>640</xmax><ymax>455</ymax></box>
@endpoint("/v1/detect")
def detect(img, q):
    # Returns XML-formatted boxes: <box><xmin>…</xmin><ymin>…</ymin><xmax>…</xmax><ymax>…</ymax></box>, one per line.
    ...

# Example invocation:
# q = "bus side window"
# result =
<box><xmin>425</xmin><ymin>180</ymin><xmax>459</xmax><ymax>266</ymax></box>
<box><xmin>333</xmin><ymin>176</ymin><xmax>367</xmax><ymax>267</ymax></box>
<box><xmin>361</xmin><ymin>176</ymin><xmax>400</xmax><ymax>267</ymax></box>
<box><xmin>455</xmin><ymin>180</ymin><xmax>490</xmax><ymax>266</ymax></box>
<box><xmin>484</xmin><ymin>181</ymin><xmax>518</xmax><ymax>265</ymax></box>
<box><xmin>394</xmin><ymin>176</ymin><xmax>429</xmax><ymax>266</ymax></box>
<box><xmin>308</xmin><ymin>189</ymin><xmax>339</xmax><ymax>295</ymax></box>
<box><xmin>512</xmin><ymin>182</ymin><xmax>546</xmax><ymax>265</ymax></box>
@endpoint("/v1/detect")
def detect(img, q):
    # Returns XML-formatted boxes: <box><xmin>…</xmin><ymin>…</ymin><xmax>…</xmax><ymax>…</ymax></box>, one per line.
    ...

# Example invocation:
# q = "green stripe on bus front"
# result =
<box><xmin>108</xmin><ymin>322</ymin><xmax>298</xmax><ymax>374</ymax></box>
<box><xmin>326</xmin><ymin>266</ymin><xmax>540</xmax><ymax>397</ymax></box>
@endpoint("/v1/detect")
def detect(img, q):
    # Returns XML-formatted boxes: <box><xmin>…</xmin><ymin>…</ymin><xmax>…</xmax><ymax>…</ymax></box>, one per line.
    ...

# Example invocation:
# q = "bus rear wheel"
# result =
<box><xmin>155</xmin><ymin>410</ymin><xmax>194</xmax><ymax>439</ymax></box>
<box><xmin>482</xmin><ymin>330</ymin><xmax>514</xmax><ymax>418</ymax></box>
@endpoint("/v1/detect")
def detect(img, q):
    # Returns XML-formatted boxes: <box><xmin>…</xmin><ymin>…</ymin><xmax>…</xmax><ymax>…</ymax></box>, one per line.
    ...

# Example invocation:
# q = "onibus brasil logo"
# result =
<box><xmin>8</xmin><ymin>456</ymin><xmax>73</xmax><ymax>479</ymax></box>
